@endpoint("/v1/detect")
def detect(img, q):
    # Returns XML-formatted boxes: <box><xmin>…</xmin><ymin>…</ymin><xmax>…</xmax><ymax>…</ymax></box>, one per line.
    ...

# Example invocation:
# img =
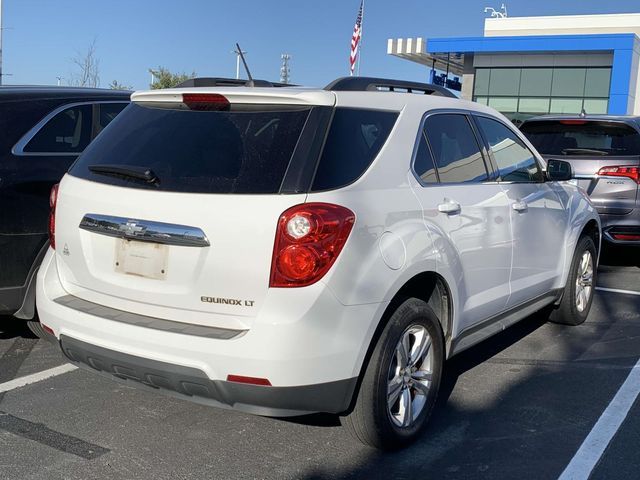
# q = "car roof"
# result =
<box><xmin>0</xmin><ymin>85</ymin><xmax>131</xmax><ymax>101</ymax></box>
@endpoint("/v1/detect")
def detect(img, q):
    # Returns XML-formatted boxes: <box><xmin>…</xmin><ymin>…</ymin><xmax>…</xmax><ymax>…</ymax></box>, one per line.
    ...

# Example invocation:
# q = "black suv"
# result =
<box><xmin>0</xmin><ymin>86</ymin><xmax>130</xmax><ymax>334</ymax></box>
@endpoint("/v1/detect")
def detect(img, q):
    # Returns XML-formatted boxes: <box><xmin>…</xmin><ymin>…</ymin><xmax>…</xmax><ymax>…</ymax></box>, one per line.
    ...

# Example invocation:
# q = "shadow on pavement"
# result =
<box><xmin>296</xmin><ymin>290</ymin><xmax>640</xmax><ymax>480</ymax></box>
<box><xmin>600</xmin><ymin>244</ymin><xmax>640</xmax><ymax>268</ymax></box>
<box><xmin>0</xmin><ymin>316</ymin><xmax>37</xmax><ymax>340</ymax></box>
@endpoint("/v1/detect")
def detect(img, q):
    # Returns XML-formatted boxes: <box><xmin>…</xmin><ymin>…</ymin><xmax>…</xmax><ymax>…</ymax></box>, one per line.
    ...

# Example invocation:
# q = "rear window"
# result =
<box><xmin>70</xmin><ymin>103</ymin><xmax>311</xmax><ymax>194</ymax></box>
<box><xmin>521</xmin><ymin>120</ymin><xmax>640</xmax><ymax>156</ymax></box>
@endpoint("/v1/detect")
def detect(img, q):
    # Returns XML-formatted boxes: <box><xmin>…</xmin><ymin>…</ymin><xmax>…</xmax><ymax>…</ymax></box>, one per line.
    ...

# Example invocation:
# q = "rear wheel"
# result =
<box><xmin>341</xmin><ymin>298</ymin><xmax>444</xmax><ymax>450</ymax></box>
<box><xmin>548</xmin><ymin>235</ymin><xmax>597</xmax><ymax>326</ymax></box>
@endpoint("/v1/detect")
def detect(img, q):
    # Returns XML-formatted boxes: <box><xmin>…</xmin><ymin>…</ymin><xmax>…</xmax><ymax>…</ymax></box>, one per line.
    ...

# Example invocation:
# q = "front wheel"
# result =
<box><xmin>548</xmin><ymin>235</ymin><xmax>597</xmax><ymax>326</ymax></box>
<box><xmin>341</xmin><ymin>298</ymin><xmax>444</xmax><ymax>450</ymax></box>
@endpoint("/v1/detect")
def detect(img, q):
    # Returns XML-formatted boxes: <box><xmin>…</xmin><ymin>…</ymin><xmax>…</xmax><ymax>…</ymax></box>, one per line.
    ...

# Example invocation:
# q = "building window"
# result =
<box><xmin>473</xmin><ymin>67</ymin><xmax>611</xmax><ymax>125</ymax></box>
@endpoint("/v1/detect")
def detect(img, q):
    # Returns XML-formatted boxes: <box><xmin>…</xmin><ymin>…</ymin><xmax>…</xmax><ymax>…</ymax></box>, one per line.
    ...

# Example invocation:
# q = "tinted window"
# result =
<box><xmin>311</xmin><ymin>108</ymin><xmax>398</xmax><ymax>191</ymax></box>
<box><xmin>423</xmin><ymin>114</ymin><xmax>488</xmax><ymax>183</ymax></box>
<box><xmin>521</xmin><ymin>120</ymin><xmax>640</xmax><ymax>156</ymax></box>
<box><xmin>413</xmin><ymin>131</ymin><xmax>438</xmax><ymax>184</ymax></box>
<box><xmin>24</xmin><ymin>104</ymin><xmax>92</xmax><ymax>153</ymax></box>
<box><xmin>96</xmin><ymin>102</ymin><xmax>128</xmax><ymax>135</ymax></box>
<box><xmin>476</xmin><ymin>116</ymin><xmax>543</xmax><ymax>182</ymax></box>
<box><xmin>70</xmin><ymin>103</ymin><xmax>311</xmax><ymax>194</ymax></box>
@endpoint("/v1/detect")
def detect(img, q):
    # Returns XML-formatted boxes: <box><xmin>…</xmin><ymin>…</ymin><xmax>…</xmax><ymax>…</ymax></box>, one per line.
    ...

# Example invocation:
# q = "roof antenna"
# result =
<box><xmin>579</xmin><ymin>108</ymin><xmax>587</xmax><ymax>118</ymax></box>
<box><xmin>235</xmin><ymin>43</ymin><xmax>254</xmax><ymax>87</ymax></box>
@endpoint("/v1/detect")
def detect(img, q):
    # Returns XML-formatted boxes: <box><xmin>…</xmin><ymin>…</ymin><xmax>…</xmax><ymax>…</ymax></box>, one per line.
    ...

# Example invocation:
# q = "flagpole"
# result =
<box><xmin>357</xmin><ymin>0</ymin><xmax>364</xmax><ymax>76</ymax></box>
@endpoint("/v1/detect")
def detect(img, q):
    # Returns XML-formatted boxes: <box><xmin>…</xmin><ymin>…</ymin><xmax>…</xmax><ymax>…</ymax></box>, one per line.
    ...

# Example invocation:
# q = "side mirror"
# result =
<box><xmin>546</xmin><ymin>159</ymin><xmax>573</xmax><ymax>182</ymax></box>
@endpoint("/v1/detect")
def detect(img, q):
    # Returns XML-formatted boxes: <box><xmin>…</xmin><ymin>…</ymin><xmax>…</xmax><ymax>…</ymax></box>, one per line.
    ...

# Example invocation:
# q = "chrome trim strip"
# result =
<box><xmin>12</xmin><ymin>101</ymin><xmax>129</xmax><ymax>157</ymax></box>
<box><xmin>54</xmin><ymin>295</ymin><xmax>245</xmax><ymax>340</ymax></box>
<box><xmin>79</xmin><ymin>213</ymin><xmax>210</xmax><ymax>247</ymax></box>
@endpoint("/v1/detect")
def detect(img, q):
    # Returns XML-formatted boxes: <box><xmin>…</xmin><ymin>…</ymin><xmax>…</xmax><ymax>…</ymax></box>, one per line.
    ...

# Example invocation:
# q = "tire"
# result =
<box><xmin>27</xmin><ymin>320</ymin><xmax>48</xmax><ymax>339</ymax></box>
<box><xmin>548</xmin><ymin>235</ymin><xmax>597</xmax><ymax>326</ymax></box>
<box><xmin>341</xmin><ymin>298</ymin><xmax>444</xmax><ymax>450</ymax></box>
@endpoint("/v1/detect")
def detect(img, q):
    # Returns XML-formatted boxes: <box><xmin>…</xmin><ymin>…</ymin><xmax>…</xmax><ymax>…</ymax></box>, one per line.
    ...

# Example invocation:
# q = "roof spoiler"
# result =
<box><xmin>175</xmin><ymin>77</ymin><xmax>296</xmax><ymax>88</ymax></box>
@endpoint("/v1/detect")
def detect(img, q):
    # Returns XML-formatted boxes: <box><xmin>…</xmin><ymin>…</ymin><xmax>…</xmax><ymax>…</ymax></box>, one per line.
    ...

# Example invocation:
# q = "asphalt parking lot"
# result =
<box><xmin>1</xmin><ymin>246</ymin><xmax>638</xmax><ymax>480</ymax></box>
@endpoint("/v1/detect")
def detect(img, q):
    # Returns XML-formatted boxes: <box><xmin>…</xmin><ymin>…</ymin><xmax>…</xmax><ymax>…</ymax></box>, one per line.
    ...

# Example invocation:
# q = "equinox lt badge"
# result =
<box><xmin>201</xmin><ymin>296</ymin><xmax>255</xmax><ymax>307</ymax></box>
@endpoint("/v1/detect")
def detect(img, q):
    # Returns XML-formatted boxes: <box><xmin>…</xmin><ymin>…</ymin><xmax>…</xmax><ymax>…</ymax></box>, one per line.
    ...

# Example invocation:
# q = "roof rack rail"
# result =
<box><xmin>175</xmin><ymin>77</ymin><xmax>296</xmax><ymax>88</ymax></box>
<box><xmin>324</xmin><ymin>77</ymin><xmax>457</xmax><ymax>98</ymax></box>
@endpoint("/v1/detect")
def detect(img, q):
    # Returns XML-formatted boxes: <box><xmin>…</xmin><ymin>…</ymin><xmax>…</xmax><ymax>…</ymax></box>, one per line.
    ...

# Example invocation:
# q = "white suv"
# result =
<box><xmin>36</xmin><ymin>77</ymin><xmax>600</xmax><ymax>449</ymax></box>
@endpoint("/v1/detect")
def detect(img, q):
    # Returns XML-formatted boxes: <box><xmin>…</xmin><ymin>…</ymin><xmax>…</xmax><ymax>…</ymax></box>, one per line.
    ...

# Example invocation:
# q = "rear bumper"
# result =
<box><xmin>60</xmin><ymin>335</ymin><xmax>357</xmax><ymax>416</ymax></box>
<box><xmin>600</xmin><ymin>209</ymin><xmax>640</xmax><ymax>245</ymax></box>
<box><xmin>37</xmin><ymin>249</ymin><xmax>384</xmax><ymax>416</ymax></box>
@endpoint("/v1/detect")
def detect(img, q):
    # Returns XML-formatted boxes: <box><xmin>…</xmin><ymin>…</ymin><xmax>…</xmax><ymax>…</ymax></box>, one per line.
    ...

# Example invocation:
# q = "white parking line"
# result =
<box><xmin>595</xmin><ymin>287</ymin><xmax>640</xmax><ymax>296</ymax></box>
<box><xmin>0</xmin><ymin>364</ymin><xmax>78</xmax><ymax>394</ymax></box>
<box><xmin>558</xmin><ymin>358</ymin><xmax>640</xmax><ymax>480</ymax></box>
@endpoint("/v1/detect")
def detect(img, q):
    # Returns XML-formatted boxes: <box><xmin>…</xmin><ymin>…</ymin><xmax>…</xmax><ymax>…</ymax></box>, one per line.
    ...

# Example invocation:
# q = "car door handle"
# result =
<box><xmin>438</xmin><ymin>200</ymin><xmax>461</xmax><ymax>215</ymax></box>
<box><xmin>512</xmin><ymin>201</ymin><xmax>528</xmax><ymax>213</ymax></box>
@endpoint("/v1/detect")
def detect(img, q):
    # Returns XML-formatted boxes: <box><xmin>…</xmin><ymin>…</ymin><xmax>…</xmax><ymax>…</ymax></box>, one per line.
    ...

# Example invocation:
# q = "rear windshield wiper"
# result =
<box><xmin>561</xmin><ymin>148</ymin><xmax>608</xmax><ymax>156</ymax></box>
<box><xmin>88</xmin><ymin>164</ymin><xmax>160</xmax><ymax>184</ymax></box>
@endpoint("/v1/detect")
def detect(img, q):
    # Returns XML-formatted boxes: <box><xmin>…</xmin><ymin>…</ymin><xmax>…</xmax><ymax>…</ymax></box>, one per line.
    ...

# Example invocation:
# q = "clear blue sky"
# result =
<box><xmin>3</xmin><ymin>0</ymin><xmax>640</xmax><ymax>89</ymax></box>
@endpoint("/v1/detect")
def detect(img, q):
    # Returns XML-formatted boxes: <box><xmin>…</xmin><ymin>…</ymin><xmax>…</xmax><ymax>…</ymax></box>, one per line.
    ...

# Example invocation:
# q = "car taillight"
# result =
<box><xmin>182</xmin><ymin>93</ymin><xmax>230</xmax><ymax>111</ymax></box>
<box><xmin>597</xmin><ymin>166</ymin><xmax>640</xmax><ymax>184</ymax></box>
<box><xmin>270</xmin><ymin>203</ymin><xmax>355</xmax><ymax>288</ymax></box>
<box><xmin>48</xmin><ymin>183</ymin><xmax>59</xmax><ymax>250</ymax></box>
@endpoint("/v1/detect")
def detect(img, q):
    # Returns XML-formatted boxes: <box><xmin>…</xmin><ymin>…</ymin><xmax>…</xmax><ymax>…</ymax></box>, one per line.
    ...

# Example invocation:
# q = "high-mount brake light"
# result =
<box><xmin>182</xmin><ymin>93</ymin><xmax>230</xmax><ymax>111</ymax></box>
<box><xmin>48</xmin><ymin>183</ymin><xmax>59</xmax><ymax>250</ymax></box>
<box><xmin>270</xmin><ymin>203</ymin><xmax>355</xmax><ymax>288</ymax></box>
<box><xmin>559</xmin><ymin>120</ymin><xmax>588</xmax><ymax>125</ymax></box>
<box><xmin>597</xmin><ymin>166</ymin><xmax>640</xmax><ymax>184</ymax></box>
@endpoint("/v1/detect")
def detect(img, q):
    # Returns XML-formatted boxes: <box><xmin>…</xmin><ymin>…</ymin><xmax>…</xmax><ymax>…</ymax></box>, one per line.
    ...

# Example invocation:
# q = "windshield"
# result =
<box><xmin>521</xmin><ymin>120</ymin><xmax>640</xmax><ymax>156</ymax></box>
<box><xmin>70</xmin><ymin>103</ymin><xmax>311</xmax><ymax>194</ymax></box>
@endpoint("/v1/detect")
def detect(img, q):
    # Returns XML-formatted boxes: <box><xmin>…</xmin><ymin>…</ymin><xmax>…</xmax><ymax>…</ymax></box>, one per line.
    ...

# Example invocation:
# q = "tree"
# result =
<box><xmin>109</xmin><ymin>80</ymin><xmax>133</xmax><ymax>90</ymax></box>
<box><xmin>69</xmin><ymin>39</ymin><xmax>100</xmax><ymax>87</ymax></box>
<box><xmin>149</xmin><ymin>67</ymin><xmax>196</xmax><ymax>89</ymax></box>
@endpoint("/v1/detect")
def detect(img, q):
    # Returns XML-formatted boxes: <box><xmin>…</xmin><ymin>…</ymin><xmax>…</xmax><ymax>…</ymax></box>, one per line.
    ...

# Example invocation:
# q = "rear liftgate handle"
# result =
<box><xmin>438</xmin><ymin>199</ymin><xmax>461</xmax><ymax>215</ymax></box>
<box><xmin>512</xmin><ymin>200</ymin><xmax>528</xmax><ymax>213</ymax></box>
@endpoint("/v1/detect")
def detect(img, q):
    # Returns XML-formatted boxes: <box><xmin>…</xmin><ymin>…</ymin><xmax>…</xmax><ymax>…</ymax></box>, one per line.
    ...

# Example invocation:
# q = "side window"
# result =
<box><xmin>23</xmin><ymin>104</ymin><xmax>93</xmax><ymax>154</ymax></box>
<box><xmin>475</xmin><ymin>116</ymin><xmax>543</xmax><ymax>183</ymax></box>
<box><xmin>423</xmin><ymin>114</ymin><xmax>488</xmax><ymax>183</ymax></box>
<box><xmin>311</xmin><ymin>108</ymin><xmax>398</xmax><ymax>191</ymax></box>
<box><xmin>96</xmin><ymin>103</ymin><xmax>128</xmax><ymax>136</ymax></box>
<box><xmin>413</xmin><ymin>131</ymin><xmax>438</xmax><ymax>184</ymax></box>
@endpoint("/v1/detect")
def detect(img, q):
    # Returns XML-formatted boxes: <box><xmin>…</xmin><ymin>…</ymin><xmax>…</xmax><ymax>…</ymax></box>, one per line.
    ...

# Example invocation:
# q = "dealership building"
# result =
<box><xmin>388</xmin><ymin>13</ymin><xmax>640</xmax><ymax>124</ymax></box>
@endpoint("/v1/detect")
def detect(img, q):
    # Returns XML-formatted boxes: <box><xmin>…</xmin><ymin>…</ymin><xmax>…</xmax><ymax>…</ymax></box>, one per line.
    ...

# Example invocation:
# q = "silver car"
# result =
<box><xmin>521</xmin><ymin>115</ymin><xmax>640</xmax><ymax>245</ymax></box>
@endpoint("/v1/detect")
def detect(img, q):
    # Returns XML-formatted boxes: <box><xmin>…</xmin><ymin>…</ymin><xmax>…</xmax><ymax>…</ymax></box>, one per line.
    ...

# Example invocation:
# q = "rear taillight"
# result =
<box><xmin>270</xmin><ymin>203</ymin><xmax>355</xmax><ymax>288</ymax></box>
<box><xmin>182</xmin><ymin>93</ymin><xmax>230</xmax><ymax>111</ymax></box>
<box><xmin>48</xmin><ymin>183</ymin><xmax>59</xmax><ymax>250</ymax></box>
<box><xmin>597</xmin><ymin>166</ymin><xmax>640</xmax><ymax>184</ymax></box>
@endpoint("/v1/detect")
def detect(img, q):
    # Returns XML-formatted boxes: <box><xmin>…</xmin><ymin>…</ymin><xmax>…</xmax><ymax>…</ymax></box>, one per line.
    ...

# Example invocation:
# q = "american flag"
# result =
<box><xmin>349</xmin><ymin>1</ymin><xmax>364</xmax><ymax>76</ymax></box>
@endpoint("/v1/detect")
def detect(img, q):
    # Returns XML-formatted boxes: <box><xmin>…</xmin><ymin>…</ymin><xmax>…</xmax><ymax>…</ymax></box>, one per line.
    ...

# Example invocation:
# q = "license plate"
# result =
<box><xmin>115</xmin><ymin>239</ymin><xmax>168</xmax><ymax>280</ymax></box>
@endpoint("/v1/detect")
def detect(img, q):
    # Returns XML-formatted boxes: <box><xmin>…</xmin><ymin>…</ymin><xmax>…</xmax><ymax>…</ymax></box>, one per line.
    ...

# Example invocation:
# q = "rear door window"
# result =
<box><xmin>521</xmin><ymin>120</ymin><xmax>640</xmax><ymax>156</ymax></box>
<box><xmin>311</xmin><ymin>108</ymin><xmax>398</xmax><ymax>191</ymax></box>
<box><xmin>70</xmin><ymin>103</ymin><xmax>312</xmax><ymax>194</ymax></box>
<box><xmin>23</xmin><ymin>104</ymin><xmax>93</xmax><ymax>154</ymax></box>
<box><xmin>423</xmin><ymin>114</ymin><xmax>489</xmax><ymax>183</ymax></box>
<box><xmin>475</xmin><ymin>116</ymin><xmax>543</xmax><ymax>182</ymax></box>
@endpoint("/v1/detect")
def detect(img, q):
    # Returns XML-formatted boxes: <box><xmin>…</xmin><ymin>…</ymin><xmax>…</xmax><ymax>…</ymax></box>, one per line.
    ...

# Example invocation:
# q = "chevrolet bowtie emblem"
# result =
<box><xmin>120</xmin><ymin>221</ymin><xmax>146</xmax><ymax>236</ymax></box>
